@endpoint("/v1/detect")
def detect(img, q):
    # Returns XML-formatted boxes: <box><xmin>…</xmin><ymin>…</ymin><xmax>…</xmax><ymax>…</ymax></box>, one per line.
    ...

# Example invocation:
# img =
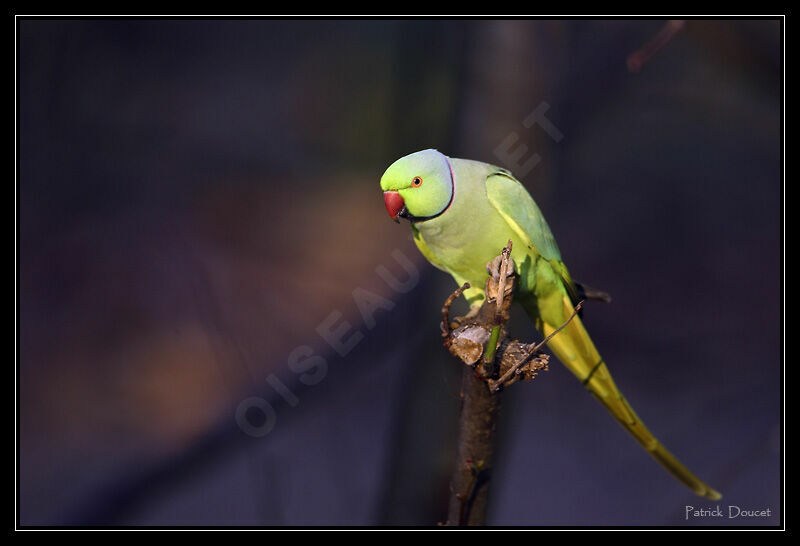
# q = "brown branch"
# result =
<box><xmin>494</xmin><ymin>240</ymin><xmax>513</xmax><ymax>318</ymax></box>
<box><xmin>445</xmin><ymin>366</ymin><xmax>499</xmax><ymax>526</ymax></box>
<box><xmin>489</xmin><ymin>300</ymin><xmax>583</xmax><ymax>393</ymax></box>
<box><xmin>441</xmin><ymin>242</ymin><xmax>586</xmax><ymax>525</ymax></box>
<box><xmin>441</xmin><ymin>282</ymin><xmax>470</xmax><ymax>342</ymax></box>
<box><xmin>627</xmin><ymin>20</ymin><xmax>685</xmax><ymax>73</ymax></box>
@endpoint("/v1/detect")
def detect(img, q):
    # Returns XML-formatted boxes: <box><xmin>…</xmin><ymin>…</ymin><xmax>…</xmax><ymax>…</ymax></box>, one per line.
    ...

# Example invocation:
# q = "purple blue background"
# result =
<box><xmin>18</xmin><ymin>19</ymin><xmax>781</xmax><ymax>526</ymax></box>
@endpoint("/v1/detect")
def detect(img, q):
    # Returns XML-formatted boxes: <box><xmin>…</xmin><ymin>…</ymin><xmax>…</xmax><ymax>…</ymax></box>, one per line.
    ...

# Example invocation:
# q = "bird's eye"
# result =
<box><xmin>412</xmin><ymin>176</ymin><xmax>423</xmax><ymax>187</ymax></box>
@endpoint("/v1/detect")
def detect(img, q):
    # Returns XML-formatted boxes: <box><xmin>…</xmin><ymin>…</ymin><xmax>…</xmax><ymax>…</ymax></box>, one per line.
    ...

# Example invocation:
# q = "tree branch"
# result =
<box><xmin>440</xmin><ymin>240</ymin><xmax>581</xmax><ymax>525</ymax></box>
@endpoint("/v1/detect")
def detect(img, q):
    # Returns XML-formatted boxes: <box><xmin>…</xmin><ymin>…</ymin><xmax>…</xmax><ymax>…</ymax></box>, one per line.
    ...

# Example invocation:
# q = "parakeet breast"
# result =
<box><xmin>412</xmin><ymin>158</ymin><xmax>538</xmax><ymax>292</ymax></box>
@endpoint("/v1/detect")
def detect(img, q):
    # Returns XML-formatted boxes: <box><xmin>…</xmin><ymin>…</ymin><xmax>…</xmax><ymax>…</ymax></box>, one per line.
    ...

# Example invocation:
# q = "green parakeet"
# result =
<box><xmin>380</xmin><ymin>149</ymin><xmax>720</xmax><ymax>500</ymax></box>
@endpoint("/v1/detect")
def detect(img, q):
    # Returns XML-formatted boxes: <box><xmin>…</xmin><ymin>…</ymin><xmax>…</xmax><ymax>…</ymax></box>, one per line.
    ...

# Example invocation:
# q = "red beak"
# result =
<box><xmin>383</xmin><ymin>191</ymin><xmax>405</xmax><ymax>221</ymax></box>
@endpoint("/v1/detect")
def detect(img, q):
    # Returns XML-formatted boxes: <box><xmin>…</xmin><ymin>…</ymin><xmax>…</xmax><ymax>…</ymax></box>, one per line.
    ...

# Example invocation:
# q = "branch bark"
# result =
<box><xmin>441</xmin><ymin>240</ymin><xmax>581</xmax><ymax>526</ymax></box>
<box><xmin>446</xmin><ymin>367</ymin><xmax>500</xmax><ymax>526</ymax></box>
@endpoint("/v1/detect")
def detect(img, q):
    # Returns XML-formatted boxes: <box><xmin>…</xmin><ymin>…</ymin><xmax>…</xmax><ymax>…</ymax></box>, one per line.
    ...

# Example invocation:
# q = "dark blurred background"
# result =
<box><xmin>18</xmin><ymin>19</ymin><xmax>781</xmax><ymax>526</ymax></box>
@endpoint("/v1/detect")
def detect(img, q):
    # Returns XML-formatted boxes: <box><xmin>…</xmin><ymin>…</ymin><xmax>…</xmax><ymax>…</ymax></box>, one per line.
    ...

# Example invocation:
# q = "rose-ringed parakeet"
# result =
<box><xmin>380</xmin><ymin>149</ymin><xmax>720</xmax><ymax>500</ymax></box>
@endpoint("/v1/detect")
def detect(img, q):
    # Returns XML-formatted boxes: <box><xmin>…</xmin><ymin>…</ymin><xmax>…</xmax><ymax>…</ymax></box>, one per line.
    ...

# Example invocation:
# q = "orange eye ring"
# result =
<box><xmin>412</xmin><ymin>176</ymin><xmax>423</xmax><ymax>187</ymax></box>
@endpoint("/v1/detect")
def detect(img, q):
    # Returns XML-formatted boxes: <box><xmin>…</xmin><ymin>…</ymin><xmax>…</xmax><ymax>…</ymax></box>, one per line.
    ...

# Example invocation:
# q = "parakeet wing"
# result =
<box><xmin>485</xmin><ymin>171</ymin><xmax>561</xmax><ymax>261</ymax></box>
<box><xmin>485</xmin><ymin>171</ymin><xmax>720</xmax><ymax>500</ymax></box>
<box><xmin>485</xmin><ymin>172</ymin><xmax>580</xmax><ymax>304</ymax></box>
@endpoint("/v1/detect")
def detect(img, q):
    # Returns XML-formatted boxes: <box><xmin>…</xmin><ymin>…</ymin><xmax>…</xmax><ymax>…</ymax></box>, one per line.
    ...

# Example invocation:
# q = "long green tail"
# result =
<box><xmin>536</xmin><ymin>295</ymin><xmax>721</xmax><ymax>500</ymax></box>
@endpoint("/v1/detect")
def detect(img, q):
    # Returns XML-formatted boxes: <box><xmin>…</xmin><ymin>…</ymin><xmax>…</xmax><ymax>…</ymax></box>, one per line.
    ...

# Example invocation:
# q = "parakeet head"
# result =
<box><xmin>380</xmin><ymin>149</ymin><xmax>454</xmax><ymax>222</ymax></box>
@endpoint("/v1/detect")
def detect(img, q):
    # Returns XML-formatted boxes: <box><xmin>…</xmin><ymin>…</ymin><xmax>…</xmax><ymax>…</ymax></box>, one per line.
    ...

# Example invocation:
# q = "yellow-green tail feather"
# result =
<box><xmin>539</xmin><ymin>295</ymin><xmax>721</xmax><ymax>500</ymax></box>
